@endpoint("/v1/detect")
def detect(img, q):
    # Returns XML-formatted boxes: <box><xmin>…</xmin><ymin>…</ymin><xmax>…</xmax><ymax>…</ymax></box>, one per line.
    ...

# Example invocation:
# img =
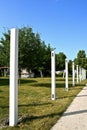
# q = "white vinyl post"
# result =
<box><xmin>9</xmin><ymin>28</ymin><xmax>18</xmax><ymax>126</ymax></box>
<box><xmin>51</xmin><ymin>50</ymin><xmax>56</xmax><ymax>100</ymax></box>
<box><xmin>65</xmin><ymin>59</ymin><xmax>68</xmax><ymax>91</ymax></box>
<box><xmin>82</xmin><ymin>68</ymin><xmax>84</xmax><ymax>80</ymax></box>
<box><xmin>76</xmin><ymin>65</ymin><xmax>79</xmax><ymax>83</ymax></box>
<box><xmin>79</xmin><ymin>67</ymin><xmax>82</xmax><ymax>82</ymax></box>
<box><xmin>85</xmin><ymin>69</ymin><xmax>86</xmax><ymax>79</ymax></box>
<box><xmin>72</xmin><ymin>62</ymin><xmax>75</xmax><ymax>86</ymax></box>
<box><xmin>82</xmin><ymin>68</ymin><xmax>86</xmax><ymax>80</ymax></box>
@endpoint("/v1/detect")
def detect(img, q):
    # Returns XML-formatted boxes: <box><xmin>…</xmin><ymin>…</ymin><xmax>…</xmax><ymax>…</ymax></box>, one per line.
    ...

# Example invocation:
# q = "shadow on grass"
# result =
<box><xmin>32</xmin><ymin>83</ymin><xmax>51</xmax><ymax>88</ymax></box>
<box><xmin>32</xmin><ymin>83</ymin><xmax>65</xmax><ymax>88</ymax></box>
<box><xmin>19</xmin><ymin>99</ymin><xmax>87</xmax><ymax>124</ymax></box>
<box><xmin>19</xmin><ymin>79</ymin><xmax>37</xmax><ymax>84</ymax></box>
<box><xmin>0</xmin><ymin>78</ymin><xmax>9</xmax><ymax>86</ymax></box>
<box><xmin>0</xmin><ymin>103</ymin><xmax>45</xmax><ymax>109</ymax></box>
<box><xmin>0</xmin><ymin>78</ymin><xmax>37</xmax><ymax>86</ymax></box>
<box><xmin>56</xmin><ymin>92</ymin><xmax>85</xmax><ymax>99</ymax></box>
<box><xmin>56</xmin><ymin>78</ymin><xmax>65</xmax><ymax>81</ymax></box>
<box><xmin>0</xmin><ymin>90</ymin><xmax>3</xmax><ymax>92</ymax></box>
<box><xmin>32</xmin><ymin>82</ymin><xmax>73</xmax><ymax>88</ymax></box>
<box><xmin>0</xmin><ymin>96</ymin><xmax>4</xmax><ymax>99</ymax></box>
<box><xmin>19</xmin><ymin>102</ymin><xmax>52</xmax><ymax>107</ymax></box>
<box><xmin>18</xmin><ymin>111</ymin><xmax>63</xmax><ymax>124</ymax></box>
<box><xmin>56</xmin><ymin>78</ymin><xmax>72</xmax><ymax>81</ymax></box>
<box><xmin>75</xmin><ymin>84</ymin><xmax>86</xmax><ymax>87</ymax></box>
<box><xmin>0</xmin><ymin>102</ymin><xmax>52</xmax><ymax>109</ymax></box>
<box><xmin>0</xmin><ymin>105</ymin><xmax>9</xmax><ymax>108</ymax></box>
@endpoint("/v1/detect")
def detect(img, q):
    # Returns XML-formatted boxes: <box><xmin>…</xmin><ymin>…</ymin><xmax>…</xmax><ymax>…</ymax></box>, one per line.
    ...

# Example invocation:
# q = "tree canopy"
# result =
<box><xmin>0</xmin><ymin>26</ymin><xmax>52</xmax><ymax>77</ymax></box>
<box><xmin>74</xmin><ymin>50</ymin><xmax>87</xmax><ymax>69</ymax></box>
<box><xmin>56</xmin><ymin>52</ymin><xmax>66</xmax><ymax>71</ymax></box>
<box><xmin>0</xmin><ymin>27</ymin><xmax>87</xmax><ymax>77</ymax></box>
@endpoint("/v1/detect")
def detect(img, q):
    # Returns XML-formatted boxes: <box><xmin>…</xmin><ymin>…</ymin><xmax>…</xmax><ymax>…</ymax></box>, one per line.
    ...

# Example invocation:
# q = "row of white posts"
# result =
<box><xmin>9</xmin><ymin>28</ymin><xmax>86</xmax><ymax>126</ymax></box>
<box><xmin>51</xmin><ymin>51</ymin><xmax>86</xmax><ymax>100</ymax></box>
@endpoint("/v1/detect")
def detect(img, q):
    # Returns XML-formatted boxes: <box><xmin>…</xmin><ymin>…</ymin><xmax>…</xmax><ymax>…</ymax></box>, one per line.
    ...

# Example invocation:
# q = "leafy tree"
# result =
<box><xmin>0</xmin><ymin>31</ymin><xmax>10</xmax><ymax>66</ymax></box>
<box><xmin>68</xmin><ymin>60</ymin><xmax>72</xmax><ymax>75</ymax></box>
<box><xmin>77</xmin><ymin>50</ymin><xmax>86</xmax><ymax>59</ymax></box>
<box><xmin>74</xmin><ymin>50</ymin><xmax>87</xmax><ymax>69</ymax></box>
<box><xmin>0</xmin><ymin>26</ymin><xmax>52</xmax><ymax>77</ymax></box>
<box><xmin>56</xmin><ymin>52</ymin><xmax>66</xmax><ymax>70</ymax></box>
<box><xmin>42</xmin><ymin>44</ymin><xmax>51</xmax><ymax>76</ymax></box>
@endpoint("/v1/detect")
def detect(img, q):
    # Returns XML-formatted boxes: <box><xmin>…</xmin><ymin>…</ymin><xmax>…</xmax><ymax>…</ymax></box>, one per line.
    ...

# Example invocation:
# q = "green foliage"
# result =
<box><xmin>0</xmin><ymin>27</ymin><xmax>87</xmax><ymax>78</ymax></box>
<box><xmin>0</xmin><ymin>26</ymin><xmax>51</xmax><ymax>77</ymax></box>
<box><xmin>68</xmin><ymin>60</ymin><xmax>72</xmax><ymax>75</ymax></box>
<box><xmin>77</xmin><ymin>50</ymin><xmax>86</xmax><ymax>59</ymax></box>
<box><xmin>0</xmin><ymin>31</ymin><xmax>10</xmax><ymax>66</ymax></box>
<box><xmin>56</xmin><ymin>52</ymin><xmax>66</xmax><ymax>71</ymax></box>
<box><xmin>74</xmin><ymin>50</ymin><xmax>87</xmax><ymax>70</ymax></box>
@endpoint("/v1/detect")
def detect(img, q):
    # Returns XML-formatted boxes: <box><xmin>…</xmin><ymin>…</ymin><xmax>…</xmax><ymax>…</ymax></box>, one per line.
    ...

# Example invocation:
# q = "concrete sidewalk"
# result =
<box><xmin>51</xmin><ymin>85</ymin><xmax>87</xmax><ymax>130</ymax></box>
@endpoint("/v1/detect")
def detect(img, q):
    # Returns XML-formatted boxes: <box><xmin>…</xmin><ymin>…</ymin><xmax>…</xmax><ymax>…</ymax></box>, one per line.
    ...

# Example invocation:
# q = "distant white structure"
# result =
<box><xmin>21</xmin><ymin>69</ymin><xmax>34</xmax><ymax>78</ymax></box>
<box><xmin>55</xmin><ymin>70</ymin><xmax>65</xmax><ymax>78</ymax></box>
<box><xmin>55</xmin><ymin>71</ymin><xmax>61</xmax><ymax>75</ymax></box>
<box><xmin>63</xmin><ymin>70</ymin><xmax>66</xmax><ymax>78</ymax></box>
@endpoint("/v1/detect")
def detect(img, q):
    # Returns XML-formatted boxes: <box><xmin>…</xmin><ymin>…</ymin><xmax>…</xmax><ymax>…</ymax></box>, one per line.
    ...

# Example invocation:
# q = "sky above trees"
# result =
<box><xmin>0</xmin><ymin>0</ymin><xmax>87</xmax><ymax>60</ymax></box>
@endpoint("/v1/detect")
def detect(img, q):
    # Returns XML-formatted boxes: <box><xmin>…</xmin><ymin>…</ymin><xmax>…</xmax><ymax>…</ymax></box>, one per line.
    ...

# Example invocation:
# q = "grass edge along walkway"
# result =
<box><xmin>0</xmin><ymin>77</ymin><xmax>87</xmax><ymax>130</ymax></box>
<box><xmin>51</xmin><ymin>84</ymin><xmax>87</xmax><ymax>130</ymax></box>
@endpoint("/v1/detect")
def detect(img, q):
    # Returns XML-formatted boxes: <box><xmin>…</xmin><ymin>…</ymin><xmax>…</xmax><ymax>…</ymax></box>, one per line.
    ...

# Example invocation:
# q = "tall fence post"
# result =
<box><xmin>65</xmin><ymin>58</ymin><xmax>68</xmax><ymax>91</ymax></box>
<box><xmin>72</xmin><ymin>62</ymin><xmax>75</xmax><ymax>86</ymax></box>
<box><xmin>51</xmin><ymin>50</ymin><xmax>56</xmax><ymax>100</ymax></box>
<box><xmin>9</xmin><ymin>28</ymin><xmax>18</xmax><ymax>126</ymax></box>
<box><xmin>76</xmin><ymin>65</ymin><xmax>79</xmax><ymax>83</ymax></box>
<box><xmin>79</xmin><ymin>66</ymin><xmax>82</xmax><ymax>83</ymax></box>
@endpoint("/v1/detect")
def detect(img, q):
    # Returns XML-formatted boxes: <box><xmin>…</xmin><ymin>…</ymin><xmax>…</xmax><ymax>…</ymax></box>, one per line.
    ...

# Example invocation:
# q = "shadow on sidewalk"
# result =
<box><xmin>76</xmin><ymin>94</ymin><xmax>87</xmax><ymax>97</ymax></box>
<box><xmin>63</xmin><ymin>109</ymin><xmax>87</xmax><ymax>117</ymax></box>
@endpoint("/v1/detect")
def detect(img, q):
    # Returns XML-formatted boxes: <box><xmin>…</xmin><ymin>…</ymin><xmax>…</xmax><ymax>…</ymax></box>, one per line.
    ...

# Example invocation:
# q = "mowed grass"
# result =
<box><xmin>0</xmin><ymin>77</ymin><xmax>87</xmax><ymax>130</ymax></box>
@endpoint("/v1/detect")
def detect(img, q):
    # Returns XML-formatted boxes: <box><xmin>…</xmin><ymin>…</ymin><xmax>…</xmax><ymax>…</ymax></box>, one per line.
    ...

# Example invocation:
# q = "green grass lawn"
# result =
<box><xmin>0</xmin><ymin>77</ymin><xmax>87</xmax><ymax>130</ymax></box>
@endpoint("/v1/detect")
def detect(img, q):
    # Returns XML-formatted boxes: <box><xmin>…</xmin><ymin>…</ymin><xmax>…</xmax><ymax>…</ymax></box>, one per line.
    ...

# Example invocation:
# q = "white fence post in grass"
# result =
<box><xmin>51</xmin><ymin>50</ymin><xmax>56</xmax><ymax>100</ymax></box>
<box><xmin>82</xmin><ymin>68</ymin><xmax>84</xmax><ymax>80</ymax></box>
<box><xmin>9</xmin><ymin>28</ymin><xmax>18</xmax><ymax>126</ymax></box>
<box><xmin>72</xmin><ymin>62</ymin><xmax>75</xmax><ymax>86</ymax></box>
<box><xmin>79</xmin><ymin>66</ymin><xmax>82</xmax><ymax>83</ymax></box>
<box><xmin>84</xmin><ymin>68</ymin><xmax>86</xmax><ymax>80</ymax></box>
<box><xmin>82</xmin><ymin>68</ymin><xmax>86</xmax><ymax>80</ymax></box>
<box><xmin>65</xmin><ymin>58</ymin><xmax>68</xmax><ymax>91</ymax></box>
<box><xmin>84</xmin><ymin>69</ymin><xmax>86</xmax><ymax>80</ymax></box>
<box><xmin>83</xmin><ymin>69</ymin><xmax>85</xmax><ymax>80</ymax></box>
<box><xmin>76</xmin><ymin>65</ymin><xmax>79</xmax><ymax>83</ymax></box>
<box><xmin>83</xmin><ymin>68</ymin><xmax>85</xmax><ymax>80</ymax></box>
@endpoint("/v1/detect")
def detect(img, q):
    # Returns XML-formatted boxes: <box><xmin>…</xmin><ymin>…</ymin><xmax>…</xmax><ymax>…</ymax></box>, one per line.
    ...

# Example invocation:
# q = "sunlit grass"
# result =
<box><xmin>0</xmin><ymin>77</ymin><xmax>87</xmax><ymax>130</ymax></box>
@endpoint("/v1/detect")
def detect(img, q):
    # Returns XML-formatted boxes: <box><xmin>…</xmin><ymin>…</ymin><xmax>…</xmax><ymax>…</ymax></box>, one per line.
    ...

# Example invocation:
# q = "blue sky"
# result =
<box><xmin>0</xmin><ymin>0</ymin><xmax>87</xmax><ymax>60</ymax></box>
